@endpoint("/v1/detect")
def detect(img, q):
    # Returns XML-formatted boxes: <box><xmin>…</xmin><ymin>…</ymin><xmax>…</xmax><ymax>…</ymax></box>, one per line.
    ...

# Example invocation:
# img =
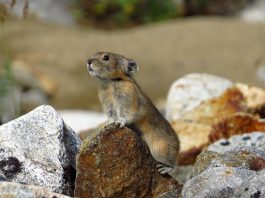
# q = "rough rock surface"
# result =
<box><xmin>165</xmin><ymin>73</ymin><xmax>265</xmax><ymax>165</ymax></box>
<box><xmin>166</xmin><ymin>73</ymin><xmax>233</xmax><ymax>121</ymax></box>
<box><xmin>182</xmin><ymin>132</ymin><xmax>265</xmax><ymax>198</ymax></box>
<box><xmin>235</xmin><ymin>83</ymin><xmax>265</xmax><ymax>111</ymax></box>
<box><xmin>233</xmin><ymin>170</ymin><xmax>265</xmax><ymax>198</ymax></box>
<box><xmin>191</xmin><ymin>148</ymin><xmax>265</xmax><ymax>178</ymax></box>
<box><xmin>75</xmin><ymin>125</ymin><xmax>181</xmax><ymax>198</ymax></box>
<box><xmin>173</xmin><ymin>87</ymin><xmax>246</xmax><ymax>164</ymax></box>
<box><xmin>209</xmin><ymin>113</ymin><xmax>265</xmax><ymax>143</ymax></box>
<box><xmin>208</xmin><ymin>131</ymin><xmax>265</xmax><ymax>153</ymax></box>
<box><xmin>182</xmin><ymin>167</ymin><xmax>256</xmax><ymax>198</ymax></box>
<box><xmin>0</xmin><ymin>182</ymin><xmax>71</xmax><ymax>198</ymax></box>
<box><xmin>0</xmin><ymin>105</ymin><xmax>81</xmax><ymax>196</ymax></box>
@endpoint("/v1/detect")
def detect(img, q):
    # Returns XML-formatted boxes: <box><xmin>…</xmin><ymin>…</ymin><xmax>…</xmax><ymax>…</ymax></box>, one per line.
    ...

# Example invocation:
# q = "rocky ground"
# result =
<box><xmin>1</xmin><ymin>73</ymin><xmax>265</xmax><ymax>197</ymax></box>
<box><xmin>3</xmin><ymin>17</ymin><xmax>265</xmax><ymax>111</ymax></box>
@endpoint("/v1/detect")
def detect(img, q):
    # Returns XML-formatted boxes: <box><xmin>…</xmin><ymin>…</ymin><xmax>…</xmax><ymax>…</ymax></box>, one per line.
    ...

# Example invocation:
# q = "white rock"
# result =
<box><xmin>0</xmin><ymin>182</ymin><xmax>71</xmax><ymax>198</ymax></box>
<box><xmin>59</xmin><ymin>110</ymin><xmax>107</xmax><ymax>133</ymax></box>
<box><xmin>0</xmin><ymin>105</ymin><xmax>81</xmax><ymax>195</ymax></box>
<box><xmin>240</xmin><ymin>0</ymin><xmax>265</xmax><ymax>23</ymax></box>
<box><xmin>166</xmin><ymin>73</ymin><xmax>233</xmax><ymax>121</ymax></box>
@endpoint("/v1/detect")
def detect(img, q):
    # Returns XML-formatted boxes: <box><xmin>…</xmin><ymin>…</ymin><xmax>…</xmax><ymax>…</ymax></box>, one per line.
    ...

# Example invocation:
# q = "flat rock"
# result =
<box><xmin>0</xmin><ymin>105</ymin><xmax>81</xmax><ymax>196</ymax></box>
<box><xmin>0</xmin><ymin>182</ymin><xmax>71</xmax><ymax>198</ymax></box>
<box><xmin>75</xmin><ymin>125</ymin><xmax>181</xmax><ymax>198</ymax></box>
<box><xmin>182</xmin><ymin>167</ymin><xmax>256</xmax><ymax>198</ymax></box>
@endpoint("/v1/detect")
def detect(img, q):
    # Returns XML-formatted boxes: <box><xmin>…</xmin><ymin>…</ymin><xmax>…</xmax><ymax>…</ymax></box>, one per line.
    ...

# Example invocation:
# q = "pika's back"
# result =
<box><xmin>87</xmin><ymin>52</ymin><xmax>139</xmax><ymax>79</ymax></box>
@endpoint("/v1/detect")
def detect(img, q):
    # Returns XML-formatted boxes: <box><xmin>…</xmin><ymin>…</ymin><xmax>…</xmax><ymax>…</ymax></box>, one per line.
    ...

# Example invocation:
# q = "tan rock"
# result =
<box><xmin>172</xmin><ymin>87</ymin><xmax>247</xmax><ymax>165</ymax></box>
<box><xmin>166</xmin><ymin>73</ymin><xmax>233</xmax><ymax>121</ymax></box>
<box><xmin>209</xmin><ymin>112</ymin><xmax>265</xmax><ymax>143</ymax></box>
<box><xmin>75</xmin><ymin>126</ymin><xmax>181</xmax><ymax>198</ymax></box>
<box><xmin>235</xmin><ymin>83</ymin><xmax>265</xmax><ymax>112</ymax></box>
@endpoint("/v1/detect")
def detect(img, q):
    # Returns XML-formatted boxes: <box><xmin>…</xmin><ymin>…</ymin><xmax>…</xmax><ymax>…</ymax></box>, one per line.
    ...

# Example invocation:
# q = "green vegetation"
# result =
<box><xmin>75</xmin><ymin>0</ymin><xmax>182</xmax><ymax>28</ymax></box>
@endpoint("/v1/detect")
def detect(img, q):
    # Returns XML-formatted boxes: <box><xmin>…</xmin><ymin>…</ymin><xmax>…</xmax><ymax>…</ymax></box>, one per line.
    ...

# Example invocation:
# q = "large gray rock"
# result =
<box><xmin>182</xmin><ymin>167</ymin><xmax>256</xmax><ymax>198</ymax></box>
<box><xmin>233</xmin><ymin>170</ymin><xmax>265</xmax><ymax>198</ymax></box>
<box><xmin>0</xmin><ymin>182</ymin><xmax>71</xmax><ymax>198</ymax></box>
<box><xmin>0</xmin><ymin>105</ymin><xmax>81</xmax><ymax>196</ymax></box>
<box><xmin>208</xmin><ymin>132</ymin><xmax>265</xmax><ymax>154</ymax></box>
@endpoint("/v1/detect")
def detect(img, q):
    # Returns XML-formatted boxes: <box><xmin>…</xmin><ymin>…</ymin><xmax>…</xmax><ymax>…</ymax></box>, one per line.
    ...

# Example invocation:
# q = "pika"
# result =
<box><xmin>87</xmin><ymin>52</ymin><xmax>180</xmax><ymax>175</ymax></box>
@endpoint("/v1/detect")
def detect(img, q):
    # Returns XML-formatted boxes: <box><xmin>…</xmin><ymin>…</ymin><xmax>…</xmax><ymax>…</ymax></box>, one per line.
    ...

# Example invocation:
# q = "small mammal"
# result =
<box><xmin>87</xmin><ymin>52</ymin><xmax>180</xmax><ymax>175</ymax></box>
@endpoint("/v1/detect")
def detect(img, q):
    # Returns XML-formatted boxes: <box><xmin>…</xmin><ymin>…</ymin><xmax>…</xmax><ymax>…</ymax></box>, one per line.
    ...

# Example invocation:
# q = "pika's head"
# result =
<box><xmin>87</xmin><ymin>52</ymin><xmax>139</xmax><ymax>79</ymax></box>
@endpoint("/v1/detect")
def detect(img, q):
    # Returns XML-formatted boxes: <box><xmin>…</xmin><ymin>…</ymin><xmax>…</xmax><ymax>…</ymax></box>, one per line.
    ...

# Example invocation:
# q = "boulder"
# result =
<box><xmin>166</xmin><ymin>73</ymin><xmax>233</xmax><ymax>121</ymax></box>
<box><xmin>191</xmin><ymin>148</ymin><xmax>265</xmax><ymax>178</ymax></box>
<box><xmin>166</xmin><ymin>73</ymin><xmax>265</xmax><ymax>165</ymax></box>
<box><xmin>0</xmin><ymin>105</ymin><xmax>81</xmax><ymax>196</ymax></box>
<box><xmin>75</xmin><ymin>125</ymin><xmax>181</xmax><ymax>198</ymax></box>
<box><xmin>182</xmin><ymin>167</ymin><xmax>256</xmax><ymax>198</ymax></box>
<box><xmin>0</xmin><ymin>182</ymin><xmax>71</xmax><ymax>198</ymax></box>
<box><xmin>174</xmin><ymin>87</ymin><xmax>246</xmax><ymax>164</ymax></box>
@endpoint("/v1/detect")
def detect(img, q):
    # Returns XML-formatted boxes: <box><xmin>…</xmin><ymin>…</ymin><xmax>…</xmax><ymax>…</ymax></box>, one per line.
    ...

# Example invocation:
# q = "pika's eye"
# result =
<box><xmin>103</xmin><ymin>55</ymin><xmax>109</xmax><ymax>61</ymax></box>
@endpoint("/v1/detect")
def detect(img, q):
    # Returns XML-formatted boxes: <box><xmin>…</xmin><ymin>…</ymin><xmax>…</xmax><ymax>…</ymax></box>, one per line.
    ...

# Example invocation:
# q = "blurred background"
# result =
<box><xmin>0</xmin><ymin>0</ymin><xmax>265</xmax><ymax>130</ymax></box>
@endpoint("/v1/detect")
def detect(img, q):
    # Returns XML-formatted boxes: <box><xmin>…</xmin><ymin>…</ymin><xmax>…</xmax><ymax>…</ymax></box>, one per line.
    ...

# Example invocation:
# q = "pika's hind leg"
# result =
<box><xmin>156</xmin><ymin>164</ymin><xmax>173</xmax><ymax>175</ymax></box>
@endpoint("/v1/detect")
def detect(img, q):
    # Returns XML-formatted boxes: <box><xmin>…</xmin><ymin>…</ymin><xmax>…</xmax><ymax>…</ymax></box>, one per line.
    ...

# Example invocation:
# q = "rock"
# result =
<box><xmin>235</xmin><ymin>83</ymin><xmax>265</xmax><ymax>113</ymax></box>
<box><xmin>166</xmin><ymin>73</ymin><xmax>233</xmax><ymax>121</ymax></box>
<box><xmin>157</xmin><ymin>189</ymin><xmax>182</xmax><ymax>198</ymax></box>
<box><xmin>59</xmin><ymin>110</ymin><xmax>107</xmax><ymax>133</ymax></box>
<box><xmin>75</xmin><ymin>126</ymin><xmax>181</xmax><ymax>198</ymax></box>
<box><xmin>191</xmin><ymin>149</ymin><xmax>265</xmax><ymax>178</ymax></box>
<box><xmin>173</xmin><ymin>87</ymin><xmax>246</xmax><ymax>165</ymax></box>
<box><xmin>208</xmin><ymin>132</ymin><xmax>265</xmax><ymax>153</ymax></box>
<box><xmin>209</xmin><ymin>113</ymin><xmax>265</xmax><ymax>143</ymax></box>
<box><xmin>0</xmin><ymin>105</ymin><xmax>81</xmax><ymax>196</ymax></box>
<box><xmin>0</xmin><ymin>182</ymin><xmax>71</xmax><ymax>198</ymax></box>
<box><xmin>182</xmin><ymin>167</ymin><xmax>256</xmax><ymax>198</ymax></box>
<box><xmin>233</xmin><ymin>170</ymin><xmax>265</xmax><ymax>198</ymax></box>
<box><xmin>240</xmin><ymin>0</ymin><xmax>265</xmax><ymax>23</ymax></box>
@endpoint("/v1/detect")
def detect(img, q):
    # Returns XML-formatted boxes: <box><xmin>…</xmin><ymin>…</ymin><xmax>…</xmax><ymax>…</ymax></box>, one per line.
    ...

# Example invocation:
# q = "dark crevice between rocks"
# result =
<box><xmin>0</xmin><ymin>157</ymin><xmax>22</xmax><ymax>179</ymax></box>
<box><xmin>62</xmin><ymin>165</ymin><xmax>76</xmax><ymax>196</ymax></box>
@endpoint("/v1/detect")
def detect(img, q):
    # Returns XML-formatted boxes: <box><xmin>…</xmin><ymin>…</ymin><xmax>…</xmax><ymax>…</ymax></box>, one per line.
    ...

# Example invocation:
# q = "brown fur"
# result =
<box><xmin>87</xmin><ymin>52</ymin><xmax>180</xmax><ymax>174</ymax></box>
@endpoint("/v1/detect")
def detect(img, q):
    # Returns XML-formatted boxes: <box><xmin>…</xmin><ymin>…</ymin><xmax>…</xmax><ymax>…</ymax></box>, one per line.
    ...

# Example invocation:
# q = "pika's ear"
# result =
<box><xmin>124</xmin><ymin>60</ymin><xmax>139</xmax><ymax>75</ymax></box>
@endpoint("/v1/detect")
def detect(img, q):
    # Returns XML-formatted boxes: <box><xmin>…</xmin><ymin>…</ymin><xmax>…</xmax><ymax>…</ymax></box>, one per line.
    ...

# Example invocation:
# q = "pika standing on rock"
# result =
<box><xmin>87</xmin><ymin>52</ymin><xmax>180</xmax><ymax>175</ymax></box>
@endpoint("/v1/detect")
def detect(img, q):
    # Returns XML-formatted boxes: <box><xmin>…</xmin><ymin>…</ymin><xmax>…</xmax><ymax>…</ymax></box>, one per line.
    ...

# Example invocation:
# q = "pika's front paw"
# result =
<box><xmin>156</xmin><ymin>164</ymin><xmax>173</xmax><ymax>175</ymax></box>
<box><xmin>104</xmin><ymin>120</ymin><xmax>116</xmax><ymax>129</ymax></box>
<box><xmin>114</xmin><ymin>118</ymin><xmax>126</xmax><ymax>128</ymax></box>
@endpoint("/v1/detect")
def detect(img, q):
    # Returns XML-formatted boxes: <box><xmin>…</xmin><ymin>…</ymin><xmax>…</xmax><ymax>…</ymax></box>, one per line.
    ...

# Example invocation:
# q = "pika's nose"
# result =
<box><xmin>87</xmin><ymin>59</ymin><xmax>92</xmax><ymax>65</ymax></box>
